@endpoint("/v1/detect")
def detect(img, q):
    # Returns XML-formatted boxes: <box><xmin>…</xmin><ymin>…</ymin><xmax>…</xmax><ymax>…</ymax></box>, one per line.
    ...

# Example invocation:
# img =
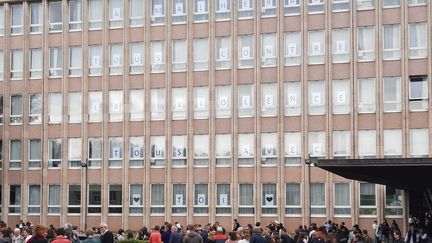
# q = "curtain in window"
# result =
<box><xmin>217</xmin><ymin>184</ymin><xmax>230</xmax><ymax>206</ymax></box>
<box><xmin>383</xmin><ymin>129</ymin><xmax>402</xmax><ymax>156</ymax></box>
<box><xmin>310</xmin><ymin>183</ymin><xmax>325</xmax><ymax>206</ymax></box>
<box><xmin>130</xmin><ymin>184</ymin><xmax>143</xmax><ymax>206</ymax></box>
<box><xmin>358</xmin><ymin>130</ymin><xmax>376</xmax><ymax>157</ymax></box>
<box><xmin>238</xmin><ymin>133</ymin><xmax>254</xmax><ymax>158</ymax></box>
<box><xmin>286</xmin><ymin>183</ymin><xmax>300</xmax><ymax>206</ymax></box>
<box><xmin>68</xmin><ymin>138</ymin><xmax>81</xmax><ymax>161</ymax></box>
<box><xmin>334</xmin><ymin>183</ymin><xmax>349</xmax><ymax>206</ymax></box>
<box><xmin>410</xmin><ymin>129</ymin><xmax>428</xmax><ymax>156</ymax></box>
<box><xmin>194</xmin><ymin>135</ymin><xmax>208</xmax><ymax>158</ymax></box>
<box><xmin>11</xmin><ymin>96</ymin><xmax>22</xmax><ymax>115</ymax></box>
<box><xmin>48</xmin><ymin>185</ymin><xmax>60</xmax><ymax>206</ymax></box>
<box><xmin>151</xmin><ymin>184</ymin><xmax>164</xmax><ymax>205</ymax></box>
<box><xmin>216</xmin><ymin>134</ymin><xmax>231</xmax><ymax>157</ymax></box>
<box><xmin>239</xmin><ymin>184</ymin><xmax>253</xmax><ymax>206</ymax></box>
<box><xmin>262</xmin><ymin>183</ymin><xmax>276</xmax><ymax>206</ymax></box>
<box><xmin>89</xmin><ymin>139</ymin><xmax>102</xmax><ymax>159</ymax></box>
<box><xmin>69</xmin><ymin>0</ymin><xmax>82</xmax><ymax>22</ymax></box>
<box><xmin>29</xmin><ymin>140</ymin><xmax>41</xmax><ymax>160</ymax></box>
<box><xmin>29</xmin><ymin>185</ymin><xmax>41</xmax><ymax>206</ymax></box>
<box><xmin>333</xmin><ymin>131</ymin><xmax>350</xmax><ymax>156</ymax></box>
<box><xmin>360</xmin><ymin>183</ymin><xmax>375</xmax><ymax>205</ymax></box>
<box><xmin>89</xmin><ymin>0</ymin><xmax>103</xmax><ymax>22</ymax></box>
<box><xmin>10</xmin><ymin>140</ymin><xmax>21</xmax><ymax>161</ymax></box>
<box><xmin>172</xmin><ymin>135</ymin><xmax>187</xmax><ymax>159</ymax></box>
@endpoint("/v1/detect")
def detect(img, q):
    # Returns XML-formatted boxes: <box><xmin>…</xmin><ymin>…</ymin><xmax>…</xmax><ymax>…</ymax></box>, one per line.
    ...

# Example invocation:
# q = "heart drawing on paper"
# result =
<box><xmin>133</xmin><ymin>197</ymin><xmax>140</xmax><ymax>202</ymax></box>
<box><xmin>266</xmin><ymin>197</ymin><xmax>273</xmax><ymax>202</ymax></box>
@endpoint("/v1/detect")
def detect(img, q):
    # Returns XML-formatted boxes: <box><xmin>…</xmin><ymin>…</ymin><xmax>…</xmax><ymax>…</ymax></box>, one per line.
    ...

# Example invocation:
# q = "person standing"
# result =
<box><xmin>28</xmin><ymin>225</ymin><xmax>48</xmax><ymax>243</ymax></box>
<box><xmin>100</xmin><ymin>224</ymin><xmax>114</xmax><ymax>243</ymax></box>
<box><xmin>51</xmin><ymin>228</ymin><xmax>70</xmax><ymax>243</ymax></box>
<box><xmin>183</xmin><ymin>225</ymin><xmax>203</xmax><ymax>243</ymax></box>
<box><xmin>169</xmin><ymin>226</ymin><xmax>182</xmax><ymax>243</ymax></box>
<box><xmin>150</xmin><ymin>226</ymin><xmax>162</xmax><ymax>243</ymax></box>
<box><xmin>0</xmin><ymin>228</ymin><xmax>12</xmax><ymax>243</ymax></box>
<box><xmin>12</xmin><ymin>229</ymin><xmax>24</xmax><ymax>243</ymax></box>
<box><xmin>82</xmin><ymin>230</ymin><xmax>100</xmax><ymax>243</ymax></box>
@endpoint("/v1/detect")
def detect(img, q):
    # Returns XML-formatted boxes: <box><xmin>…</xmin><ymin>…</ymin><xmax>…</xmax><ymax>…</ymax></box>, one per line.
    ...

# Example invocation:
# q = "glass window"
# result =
<box><xmin>383</xmin><ymin>129</ymin><xmax>402</xmax><ymax>158</ymax></box>
<box><xmin>130</xmin><ymin>42</ymin><xmax>144</xmax><ymax>74</ymax></box>
<box><xmin>261</xmin><ymin>133</ymin><xmax>277</xmax><ymax>165</ymax></box>
<box><xmin>410</xmin><ymin>129</ymin><xmax>428</xmax><ymax>158</ymax></box>
<box><xmin>151</xmin><ymin>184</ymin><xmax>165</xmax><ymax>214</ymax></box>
<box><xmin>409</xmin><ymin>76</ymin><xmax>428</xmax><ymax>111</ymax></box>
<box><xmin>69</xmin><ymin>0</ymin><xmax>82</xmax><ymax>31</ymax></box>
<box><xmin>11</xmin><ymin>50</ymin><xmax>23</xmax><ymax>79</ymax></box>
<box><xmin>30</xmin><ymin>3</ymin><xmax>43</xmax><ymax>33</ymax></box>
<box><xmin>385</xmin><ymin>187</ymin><xmax>403</xmax><ymax>216</ymax></box>
<box><xmin>383</xmin><ymin>25</ymin><xmax>401</xmax><ymax>60</ymax></box>
<box><xmin>310</xmin><ymin>182</ymin><xmax>326</xmax><ymax>216</ymax></box>
<box><xmin>359</xmin><ymin>182</ymin><xmax>376</xmax><ymax>216</ymax></box>
<box><xmin>238</xmin><ymin>0</ymin><xmax>254</xmax><ymax>19</ymax></box>
<box><xmin>129</xmin><ymin>137</ymin><xmax>144</xmax><ymax>167</ymax></box>
<box><xmin>11</xmin><ymin>5</ymin><xmax>23</xmax><ymax>35</ymax></box>
<box><xmin>129</xmin><ymin>90</ymin><xmax>144</xmax><ymax>121</ymax></box>
<box><xmin>216</xmin><ymin>134</ymin><xmax>231</xmax><ymax>166</ymax></box>
<box><xmin>49</xmin><ymin>2</ymin><xmax>62</xmax><ymax>32</ymax></box>
<box><xmin>0</xmin><ymin>6</ymin><xmax>4</xmax><ymax>36</ymax></box>
<box><xmin>48</xmin><ymin>139</ymin><xmax>62</xmax><ymax>168</ymax></box>
<box><xmin>334</xmin><ymin>183</ymin><xmax>350</xmax><ymax>216</ymax></box>
<box><xmin>108</xmin><ymin>185</ymin><xmax>122</xmax><ymax>214</ymax></box>
<box><xmin>261</xmin><ymin>0</ymin><xmax>277</xmax><ymax>17</ymax></box>
<box><xmin>109</xmin><ymin>90</ymin><xmax>123</xmax><ymax>122</ymax></box>
<box><xmin>332</xmin><ymin>79</ymin><xmax>350</xmax><ymax>114</ymax></box>
<box><xmin>48</xmin><ymin>185</ymin><xmax>60</xmax><ymax>214</ymax></box>
<box><xmin>216</xmin><ymin>36</ymin><xmax>231</xmax><ymax>70</ymax></box>
<box><xmin>130</xmin><ymin>0</ymin><xmax>144</xmax><ymax>27</ymax></box>
<box><xmin>0</xmin><ymin>96</ymin><xmax>2</xmax><ymax>124</ymax></box>
<box><xmin>88</xmin><ymin>91</ymin><xmax>103</xmax><ymax>122</ymax></box>
<box><xmin>194</xmin><ymin>86</ymin><xmax>209</xmax><ymax>119</ymax></box>
<box><xmin>109</xmin><ymin>137</ymin><xmax>123</xmax><ymax>167</ymax></box>
<box><xmin>129</xmin><ymin>184</ymin><xmax>143</xmax><ymax>214</ymax></box>
<box><xmin>69</xmin><ymin>46</ymin><xmax>82</xmax><ymax>76</ymax></box>
<box><xmin>308</xmin><ymin>80</ymin><xmax>326</xmax><ymax>115</ymax></box>
<box><xmin>284</xmin><ymin>32</ymin><xmax>301</xmax><ymax>66</ymax></box>
<box><xmin>358</xmin><ymin>78</ymin><xmax>376</xmax><ymax>113</ymax></box>
<box><xmin>194</xmin><ymin>184</ymin><xmax>209</xmax><ymax>215</ymax></box>
<box><xmin>194</xmin><ymin>134</ymin><xmax>209</xmax><ymax>166</ymax></box>
<box><xmin>48</xmin><ymin>93</ymin><xmax>62</xmax><ymax>124</ymax></box>
<box><xmin>332</xmin><ymin>28</ymin><xmax>350</xmax><ymax>63</ymax></box>
<box><xmin>49</xmin><ymin>47</ymin><xmax>62</xmax><ymax>77</ymax></box>
<box><xmin>150</xmin><ymin>136</ymin><xmax>165</xmax><ymax>167</ymax></box>
<box><xmin>0</xmin><ymin>140</ymin><xmax>2</xmax><ymax>169</ymax></box>
<box><xmin>285</xmin><ymin>0</ymin><xmax>300</xmax><ymax>15</ymax></box>
<box><xmin>172</xmin><ymin>0</ymin><xmax>187</xmax><ymax>24</ymax></box>
<box><xmin>262</xmin><ymin>183</ymin><xmax>277</xmax><ymax>215</ymax></box>
<box><xmin>151</xmin><ymin>0</ymin><xmax>165</xmax><ymax>25</ymax></box>
<box><xmin>285</xmin><ymin>183</ymin><xmax>301</xmax><ymax>215</ymax></box>
<box><xmin>238</xmin><ymin>35</ymin><xmax>254</xmax><ymax>68</ymax></box>
<box><xmin>358</xmin><ymin>130</ymin><xmax>376</xmax><ymax>158</ymax></box>
<box><xmin>68</xmin><ymin>138</ymin><xmax>82</xmax><ymax>168</ymax></box>
<box><xmin>109</xmin><ymin>44</ymin><xmax>123</xmax><ymax>75</ymax></box>
<box><xmin>30</xmin><ymin>48</ymin><xmax>43</xmax><ymax>79</ymax></box>
<box><xmin>408</xmin><ymin>0</ymin><xmax>426</xmax><ymax>5</ymax></box>
<box><xmin>308</xmin><ymin>30</ymin><xmax>325</xmax><ymax>64</ymax></box>
<box><xmin>239</xmin><ymin>184</ymin><xmax>254</xmax><ymax>215</ymax></box>
<box><xmin>109</xmin><ymin>0</ymin><xmax>123</xmax><ymax>28</ymax></box>
<box><xmin>88</xmin><ymin>185</ymin><xmax>101</xmax><ymax>214</ymax></box>
<box><xmin>0</xmin><ymin>51</ymin><xmax>3</xmax><ymax>80</ymax></box>
<box><xmin>333</xmin><ymin>0</ymin><xmax>349</xmax><ymax>11</ymax></box>
<box><xmin>357</xmin><ymin>27</ymin><xmax>375</xmax><ymax>61</ymax></box>
<box><xmin>383</xmin><ymin>77</ymin><xmax>401</xmax><ymax>112</ymax></box>
<box><xmin>29</xmin><ymin>94</ymin><xmax>42</xmax><ymax>124</ymax></box>
<box><xmin>409</xmin><ymin>23</ymin><xmax>427</xmax><ymax>59</ymax></box>
<box><xmin>172</xmin><ymin>39</ymin><xmax>187</xmax><ymax>71</ymax></box>
<box><xmin>9</xmin><ymin>185</ymin><xmax>21</xmax><ymax>214</ymax></box>
<box><xmin>172</xmin><ymin>184</ymin><xmax>187</xmax><ymax>214</ymax></box>
<box><xmin>193</xmin><ymin>38</ymin><xmax>209</xmax><ymax>71</ymax></box>
<box><xmin>68</xmin><ymin>92</ymin><xmax>82</xmax><ymax>123</ymax></box>
<box><xmin>357</xmin><ymin>0</ymin><xmax>374</xmax><ymax>9</ymax></box>
<box><xmin>88</xmin><ymin>138</ymin><xmax>102</xmax><ymax>168</ymax></box>
<box><xmin>89</xmin><ymin>0</ymin><xmax>103</xmax><ymax>29</ymax></box>
<box><xmin>216</xmin><ymin>0</ymin><xmax>231</xmax><ymax>21</ymax></box>
<box><xmin>194</xmin><ymin>0</ymin><xmax>209</xmax><ymax>22</ymax></box>
<box><xmin>382</xmin><ymin>0</ymin><xmax>400</xmax><ymax>8</ymax></box>
<box><xmin>172</xmin><ymin>135</ymin><xmax>187</xmax><ymax>167</ymax></box>
<box><xmin>308</xmin><ymin>0</ymin><xmax>325</xmax><ymax>13</ymax></box>
<box><xmin>151</xmin><ymin>88</ymin><xmax>165</xmax><ymax>120</ymax></box>
<box><xmin>333</xmin><ymin>131</ymin><xmax>351</xmax><ymax>158</ymax></box>
<box><xmin>10</xmin><ymin>95</ymin><xmax>23</xmax><ymax>125</ymax></box>
<box><xmin>151</xmin><ymin>41</ymin><xmax>165</xmax><ymax>73</ymax></box>
<box><xmin>29</xmin><ymin>139</ymin><xmax>41</xmax><ymax>169</ymax></box>
<box><xmin>9</xmin><ymin>140</ymin><xmax>22</xmax><ymax>169</ymax></box>
<box><xmin>284</xmin><ymin>132</ymin><xmax>301</xmax><ymax>165</ymax></box>
<box><xmin>238</xmin><ymin>133</ymin><xmax>254</xmax><ymax>166</ymax></box>
<box><xmin>261</xmin><ymin>83</ymin><xmax>277</xmax><ymax>117</ymax></box>
<box><xmin>309</xmin><ymin>131</ymin><xmax>326</xmax><ymax>158</ymax></box>
<box><xmin>216</xmin><ymin>184</ymin><xmax>231</xmax><ymax>215</ymax></box>
<box><xmin>172</xmin><ymin>88</ymin><xmax>187</xmax><ymax>120</ymax></box>
<box><xmin>238</xmin><ymin>84</ymin><xmax>254</xmax><ymax>117</ymax></box>
<box><xmin>261</xmin><ymin>33</ymin><xmax>277</xmax><ymax>67</ymax></box>
<box><xmin>89</xmin><ymin>45</ymin><xmax>102</xmax><ymax>76</ymax></box>
<box><xmin>216</xmin><ymin>85</ymin><xmax>231</xmax><ymax>118</ymax></box>
<box><xmin>68</xmin><ymin>185</ymin><xmax>80</xmax><ymax>214</ymax></box>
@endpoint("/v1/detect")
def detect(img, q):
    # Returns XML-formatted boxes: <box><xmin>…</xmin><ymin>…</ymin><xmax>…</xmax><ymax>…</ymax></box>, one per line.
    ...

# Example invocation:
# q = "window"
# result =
<box><xmin>216</xmin><ymin>0</ymin><xmax>231</xmax><ymax>21</ymax></box>
<box><xmin>357</xmin><ymin>27</ymin><xmax>375</xmax><ymax>61</ymax></box>
<box><xmin>109</xmin><ymin>185</ymin><xmax>122</xmax><ymax>214</ymax></box>
<box><xmin>284</xmin><ymin>32</ymin><xmax>301</xmax><ymax>66</ymax></box>
<box><xmin>409</xmin><ymin>23</ymin><xmax>427</xmax><ymax>59</ymax></box>
<box><xmin>129</xmin><ymin>184</ymin><xmax>143</xmax><ymax>214</ymax></box>
<box><xmin>69</xmin><ymin>0</ymin><xmax>82</xmax><ymax>31</ymax></box>
<box><xmin>89</xmin><ymin>0</ymin><xmax>103</xmax><ymax>29</ymax></box>
<box><xmin>49</xmin><ymin>2</ymin><xmax>62</xmax><ymax>32</ymax></box>
<box><xmin>261</xmin><ymin>133</ymin><xmax>277</xmax><ymax>165</ymax></box>
<box><xmin>409</xmin><ymin>76</ymin><xmax>428</xmax><ymax>111</ymax></box>
<box><xmin>109</xmin><ymin>0</ymin><xmax>123</xmax><ymax>28</ymax></box>
<box><xmin>308</xmin><ymin>31</ymin><xmax>325</xmax><ymax>64</ymax></box>
<box><xmin>151</xmin><ymin>41</ymin><xmax>165</xmax><ymax>73</ymax></box>
<box><xmin>49</xmin><ymin>93</ymin><xmax>62</xmax><ymax>123</ymax></box>
<box><xmin>385</xmin><ymin>187</ymin><xmax>403</xmax><ymax>216</ymax></box>
<box><xmin>382</xmin><ymin>0</ymin><xmax>400</xmax><ymax>8</ymax></box>
<box><xmin>88</xmin><ymin>185</ymin><xmax>101</xmax><ymax>214</ymax></box>
<box><xmin>68</xmin><ymin>138</ymin><xmax>82</xmax><ymax>168</ymax></box>
<box><xmin>172</xmin><ymin>184</ymin><xmax>187</xmax><ymax>214</ymax></box>
<box><xmin>30</xmin><ymin>3</ymin><xmax>43</xmax><ymax>33</ymax></box>
<box><xmin>238</xmin><ymin>0</ymin><xmax>254</xmax><ymax>18</ymax></box>
<box><xmin>194</xmin><ymin>134</ymin><xmax>209</xmax><ymax>166</ymax></box>
<box><xmin>150</xmin><ymin>136</ymin><xmax>165</xmax><ymax>167</ymax></box>
<box><xmin>216</xmin><ymin>184</ymin><xmax>231</xmax><ymax>215</ymax></box>
<box><xmin>130</xmin><ymin>0</ymin><xmax>144</xmax><ymax>26</ymax></box>
<box><xmin>172</xmin><ymin>0</ymin><xmax>187</xmax><ymax>24</ymax></box>
<box><xmin>285</xmin><ymin>0</ymin><xmax>300</xmax><ymax>15</ymax></box>
<box><xmin>172</xmin><ymin>135</ymin><xmax>187</xmax><ymax>167</ymax></box>
<box><xmin>89</xmin><ymin>45</ymin><xmax>102</xmax><ymax>76</ymax></box>
<box><xmin>309</xmin><ymin>131</ymin><xmax>326</xmax><ymax>158</ymax></box>
<box><xmin>194</xmin><ymin>86</ymin><xmax>209</xmax><ymax>119</ymax></box>
<box><xmin>308</xmin><ymin>80</ymin><xmax>326</xmax><ymax>115</ymax></box>
<box><xmin>0</xmin><ymin>51</ymin><xmax>3</xmax><ymax>80</ymax></box>
<box><xmin>129</xmin><ymin>90</ymin><xmax>144</xmax><ymax>121</ymax></box>
<box><xmin>357</xmin><ymin>0</ymin><xmax>374</xmax><ymax>9</ymax></box>
<box><xmin>48</xmin><ymin>185</ymin><xmax>60</xmax><ymax>214</ymax></box>
<box><xmin>109</xmin><ymin>90</ymin><xmax>123</xmax><ymax>122</ymax></box>
<box><xmin>238</xmin><ymin>133</ymin><xmax>254</xmax><ymax>166</ymax></box>
<box><xmin>88</xmin><ymin>138</ymin><xmax>102</xmax><ymax>168</ymax></box>
<box><xmin>238</xmin><ymin>84</ymin><xmax>254</xmax><ymax>117</ymax></box>
<box><xmin>333</xmin><ymin>0</ymin><xmax>349</xmax><ymax>11</ymax></box>
<box><xmin>109</xmin><ymin>137</ymin><xmax>123</xmax><ymax>168</ymax></box>
<box><xmin>109</xmin><ymin>44</ymin><xmax>123</xmax><ymax>75</ymax></box>
<box><xmin>49</xmin><ymin>47</ymin><xmax>62</xmax><ymax>77</ymax></box>
<box><xmin>261</xmin><ymin>33</ymin><xmax>277</xmax><ymax>67</ymax></box>
<box><xmin>151</xmin><ymin>88</ymin><xmax>165</xmax><ymax>120</ymax></box>
<box><xmin>310</xmin><ymin>182</ymin><xmax>326</xmax><ymax>216</ymax></box>
<box><xmin>129</xmin><ymin>137</ymin><xmax>144</xmax><ymax>167</ymax></box>
<box><xmin>358</xmin><ymin>78</ymin><xmax>376</xmax><ymax>113</ymax></box>
<box><xmin>0</xmin><ymin>140</ymin><xmax>2</xmax><ymax>169</ymax></box>
<box><xmin>261</xmin><ymin>0</ymin><xmax>277</xmax><ymax>17</ymax></box>
<box><xmin>130</xmin><ymin>42</ymin><xmax>144</xmax><ymax>74</ymax></box>
<box><xmin>384</xmin><ymin>129</ymin><xmax>402</xmax><ymax>158</ymax></box>
<box><xmin>409</xmin><ymin>0</ymin><xmax>426</xmax><ymax>5</ymax></box>
<box><xmin>172</xmin><ymin>39</ymin><xmax>187</xmax><ymax>71</ymax></box>
<box><xmin>334</xmin><ymin>183</ymin><xmax>350</xmax><ymax>216</ymax></box>
<box><xmin>172</xmin><ymin>88</ymin><xmax>187</xmax><ymax>120</ymax></box>
<box><xmin>10</xmin><ymin>95</ymin><xmax>23</xmax><ymax>125</ymax></box>
<box><xmin>68</xmin><ymin>92</ymin><xmax>82</xmax><ymax>123</ymax></box>
<box><xmin>29</xmin><ymin>139</ymin><xmax>41</xmax><ymax>168</ymax></box>
<box><xmin>0</xmin><ymin>96</ymin><xmax>2</xmax><ymax>123</ymax></box>
<box><xmin>358</xmin><ymin>130</ymin><xmax>376</xmax><ymax>158</ymax></box>
<box><xmin>151</xmin><ymin>0</ymin><xmax>165</xmax><ymax>25</ymax></box>
<box><xmin>0</xmin><ymin>6</ymin><xmax>3</xmax><ymax>36</ymax></box>
<box><xmin>9</xmin><ymin>185</ymin><xmax>21</xmax><ymax>214</ymax></box>
<box><xmin>359</xmin><ymin>183</ymin><xmax>376</xmax><ymax>216</ymax></box>
<box><xmin>193</xmin><ymin>38</ymin><xmax>209</xmax><ymax>70</ymax></box>
<box><xmin>239</xmin><ymin>184</ymin><xmax>254</xmax><ymax>215</ymax></box>
<box><xmin>69</xmin><ymin>46</ymin><xmax>82</xmax><ymax>76</ymax></box>
<box><xmin>11</xmin><ymin>50</ymin><xmax>23</xmax><ymax>79</ymax></box>
<box><xmin>151</xmin><ymin>184</ymin><xmax>165</xmax><ymax>214</ymax></box>
<box><xmin>285</xmin><ymin>183</ymin><xmax>301</xmax><ymax>215</ymax></box>
<box><xmin>68</xmin><ymin>185</ymin><xmax>80</xmax><ymax>214</ymax></box>
<box><xmin>194</xmin><ymin>184</ymin><xmax>208</xmax><ymax>215</ymax></box>
<box><xmin>88</xmin><ymin>91</ymin><xmax>103</xmax><ymax>122</ymax></box>
<box><xmin>48</xmin><ymin>139</ymin><xmax>62</xmax><ymax>168</ymax></box>
<box><xmin>11</xmin><ymin>5</ymin><xmax>23</xmax><ymax>35</ymax></box>
<box><xmin>383</xmin><ymin>77</ymin><xmax>401</xmax><ymax>112</ymax></box>
<box><xmin>238</xmin><ymin>35</ymin><xmax>254</xmax><ymax>68</ymax></box>
<box><xmin>216</xmin><ymin>134</ymin><xmax>231</xmax><ymax>166</ymax></box>
<box><xmin>216</xmin><ymin>36</ymin><xmax>231</xmax><ymax>69</ymax></box>
<box><xmin>332</xmin><ymin>79</ymin><xmax>350</xmax><ymax>114</ymax></box>
<box><xmin>262</xmin><ymin>183</ymin><xmax>277</xmax><ymax>215</ymax></box>
<box><xmin>410</xmin><ymin>129</ymin><xmax>428</xmax><ymax>157</ymax></box>
<box><xmin>285</xmin><ymin>132</ymin><xmax>301</xmax><ymax>165</ymax></box>
<box><xmin>28</xmin><ymin>185</ymin><xmax>41</xmax><ymax>214</ymax></box>
<box><xmin>30</xmin><ymin>48</ymin><xmax>43</xmax><ymax>78</ymax></box>
<box><xmin>332</xmin><ymin>29</ymin><xmax>350</xmax><ymax>63</ymax></box>
<box><xmin>383</xmin><ymin>25</ymin><xmax>401</xmax><ymax>60</ymax></box>
<box><xmin>9</xmin><ymin>140</ymin><xmax>22</xmax><ymax>169</ymax></box>
<box><xmin>216</xmin><ymin>85</ymin><xmax>231</xmax><ymax>118</ymax></box>
<box><xmin>261</xmin><ymin>83</ymin><xmax>277</xmax><ymax>117</ymax></box>
<box><xmin>194</xmin><ymin>0</ymin><xmax>209</xmax><ymax>22</ymax></box>
<box><xmin>29</xmin><ymin>94</ymin><xmax>42</xmax><ymax>124</ymax></box>
<box><xmin>333</xmin><ymin>131</ymin><xmax>351</xmax><ymax>158</ymax></box>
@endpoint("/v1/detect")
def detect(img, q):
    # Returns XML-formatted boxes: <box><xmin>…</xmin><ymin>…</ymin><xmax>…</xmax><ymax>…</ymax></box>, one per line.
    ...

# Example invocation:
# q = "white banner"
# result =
<box><xmin>265</xmin><ymin>194</ymin><xmax>274</xmax><ymax>206</ymax></box>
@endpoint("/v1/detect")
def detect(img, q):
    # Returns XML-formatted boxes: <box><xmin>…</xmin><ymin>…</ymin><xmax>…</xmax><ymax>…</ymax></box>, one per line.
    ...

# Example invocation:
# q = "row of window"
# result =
<box><xmin>1</xmin><ymin>128</ymin><xmax>428</xmax><ymax>170</ymax></box>
<box><xmin>1</xmin><ymin>0</ymin><xmax>428</xmax><ymax>37</ymax></box>
<box><xmin>0</xmin><ymin>183</ymin><xmax>403</xmax><ymax>217</ymax></box>
<box><xmin>2</xmin><ymin>24</ymin><xmax>428</xmax><ymax>80</ymax></box>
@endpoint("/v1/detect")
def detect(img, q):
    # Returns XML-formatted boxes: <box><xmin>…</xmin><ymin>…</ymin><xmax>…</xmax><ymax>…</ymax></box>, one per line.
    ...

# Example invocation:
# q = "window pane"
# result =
<box><xmin>358</xmin><ymin>79</ymin><xmax>376</xmax><ymax>113</ymax></box>
<box><xmin>308</xmin><ymin>80</ymin><xmax>325</xmax><ymax>115</ymax></box>
<box><xmin>357</xmin><ymin>27</ymin><xmax>375</xmax><ymax>61</ymax></box>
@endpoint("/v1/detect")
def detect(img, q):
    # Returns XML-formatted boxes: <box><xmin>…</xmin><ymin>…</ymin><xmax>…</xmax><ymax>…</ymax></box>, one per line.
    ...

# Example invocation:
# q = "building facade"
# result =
<box><xmin>1</xmin><ymin>0</ymin><xmax>427</xmax><ymax>232</ymax></box>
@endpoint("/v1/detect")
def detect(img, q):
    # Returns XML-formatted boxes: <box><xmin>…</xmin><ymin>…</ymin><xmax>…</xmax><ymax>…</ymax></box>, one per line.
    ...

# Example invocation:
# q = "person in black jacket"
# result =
<box><xmin>27</xmin><ymin>225</ymin><xmax>48</xmax><ymax>243</ymax></box>
<box><xmin>99</xmin><ymin>223</ymin><xmax>114</xmax><ymax>243</ymax></box>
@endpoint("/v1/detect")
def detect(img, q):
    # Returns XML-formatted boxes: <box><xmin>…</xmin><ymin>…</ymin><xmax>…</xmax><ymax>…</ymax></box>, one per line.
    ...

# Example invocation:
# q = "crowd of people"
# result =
<box><xmin>0</xmin><ymin>217</ymin><xmax>430</xmax><ymax>243</ymax></box>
